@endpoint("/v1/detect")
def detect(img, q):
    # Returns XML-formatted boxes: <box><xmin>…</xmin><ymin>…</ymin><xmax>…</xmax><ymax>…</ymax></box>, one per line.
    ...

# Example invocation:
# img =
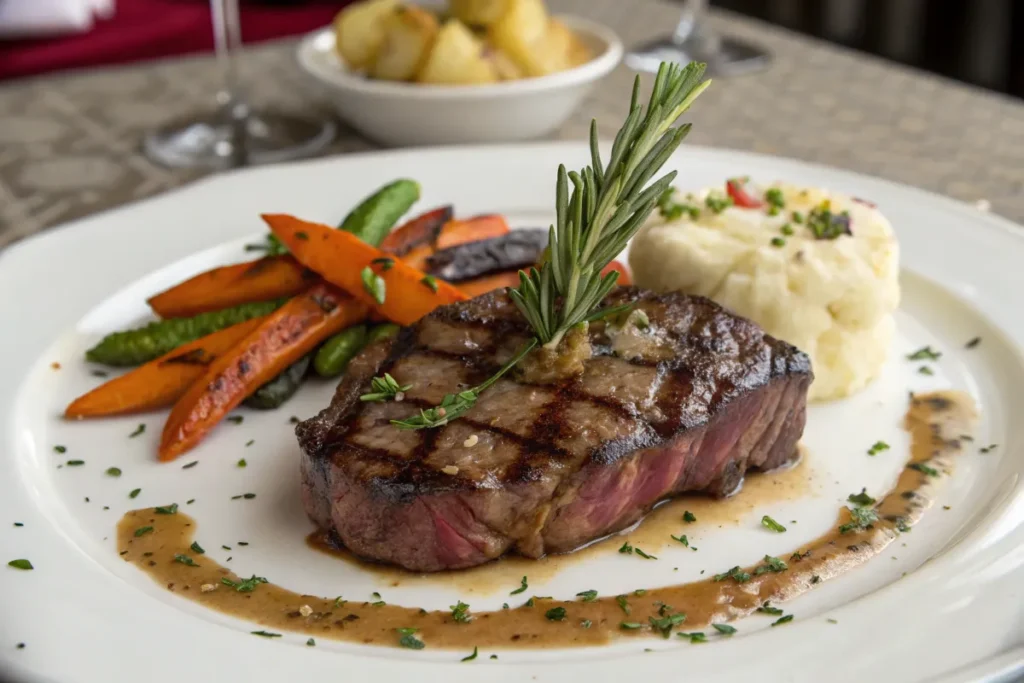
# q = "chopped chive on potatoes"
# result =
<box><xmin>333</xmin><ymin>0</ymin><xmax>592</xmax><ymax>85</ymax></box>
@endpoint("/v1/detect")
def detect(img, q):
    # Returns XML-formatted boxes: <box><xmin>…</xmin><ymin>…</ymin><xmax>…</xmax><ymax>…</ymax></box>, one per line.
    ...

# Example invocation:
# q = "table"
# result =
<box><xmin>3</xmin><ymin>0</ymin><xmax>1024</xmax><ymax>249</ymax></box>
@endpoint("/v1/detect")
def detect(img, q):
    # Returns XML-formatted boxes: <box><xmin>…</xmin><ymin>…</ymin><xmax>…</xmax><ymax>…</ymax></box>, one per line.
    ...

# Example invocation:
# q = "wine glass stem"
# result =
<box><xmin>673</xmin><ymin>0</ymin><xmax>709</xmax><ymax>45</ymax></box>
<box><xmin>211</xmin><ymin>0</ymin><xmax>247</xmax><ymax>165</ymax></box>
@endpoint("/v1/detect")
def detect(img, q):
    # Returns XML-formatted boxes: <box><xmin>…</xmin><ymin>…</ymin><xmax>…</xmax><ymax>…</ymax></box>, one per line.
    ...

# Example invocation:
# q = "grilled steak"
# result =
<box><xmin>297</xmin><ymin>287</ymin><xmax>812</xmax><ymax>572</ymax></box>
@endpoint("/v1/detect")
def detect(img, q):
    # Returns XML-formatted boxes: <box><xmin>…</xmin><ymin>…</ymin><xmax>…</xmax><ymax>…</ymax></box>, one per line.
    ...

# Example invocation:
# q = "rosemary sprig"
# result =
<box><xmin>389</xmin><ymin>61</ymin><xmax>709</xmax><ymax>431</ymax></box>
<box><xmin>359</xmin><ymin>373</ymin><xmax>411</xmax><ymax>402</ymax></box>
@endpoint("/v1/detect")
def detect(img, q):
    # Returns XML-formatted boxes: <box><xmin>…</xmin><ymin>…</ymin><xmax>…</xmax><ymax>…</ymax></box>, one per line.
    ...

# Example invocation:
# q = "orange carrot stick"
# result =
<box><xmin>435</xmin><ymin>214</ymin><xmax>510</xmax><ymax>250</ymax></box>
<box><xmin>64</xmin><ymin>318</ymin><xmax>265</xmax><ymax>419</ymax></box>
<box><xmin>378</xmin><ymin>205</ymin><xmax>453</xmax><ymax>255</ymax></box>
<box><xmin>457</xmin><ymin>270</ymin><xmax>523</xmax><ymax>298</ymax></box>
<box><xmin>158</xmin><ymin>284</ymin><xmax>368</xmax><ymax>461</ymax></box>
<box><xmin>262</xmin><ymin>213</ymin><xmax>467</xmax><ymax>326</ymax></box>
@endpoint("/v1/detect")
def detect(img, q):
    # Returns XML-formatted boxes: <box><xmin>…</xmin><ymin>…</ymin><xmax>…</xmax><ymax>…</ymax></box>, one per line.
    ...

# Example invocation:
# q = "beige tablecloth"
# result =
<box><xmin>2</xmin><ymin>0</ymin><xmax>1024</xmax><ymax>249</ymax></box>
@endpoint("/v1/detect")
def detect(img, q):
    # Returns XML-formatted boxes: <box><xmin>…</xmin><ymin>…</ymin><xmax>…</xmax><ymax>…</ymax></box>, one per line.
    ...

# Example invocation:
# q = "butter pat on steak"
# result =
<box><xmin>297</xmin><ymin>287</ymin><xmax>812</xmax><ymax>572</ymax></box>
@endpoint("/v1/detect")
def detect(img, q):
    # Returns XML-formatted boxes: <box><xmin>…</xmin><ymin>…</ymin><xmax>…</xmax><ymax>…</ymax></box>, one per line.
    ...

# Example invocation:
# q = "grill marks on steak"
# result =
<box><xmin>297</xmin><ymin>287</ymin><xmax>812</xmax><ymax>571</ymax></box>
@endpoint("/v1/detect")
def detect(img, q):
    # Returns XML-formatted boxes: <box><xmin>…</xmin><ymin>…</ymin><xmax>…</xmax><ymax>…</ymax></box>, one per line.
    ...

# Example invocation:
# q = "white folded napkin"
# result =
<box><xmin>0</xmin><ymin>0</ymin><xmax>115</xmax><ymax>38</ymax></box>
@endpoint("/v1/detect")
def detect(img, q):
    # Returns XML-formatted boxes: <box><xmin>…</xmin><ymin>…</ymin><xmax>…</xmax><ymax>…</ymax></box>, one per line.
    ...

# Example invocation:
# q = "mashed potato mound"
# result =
<box><xmin>629</xmin><ymin>182</ymin><xmax>899</xmax><ymax>401</ymax></box>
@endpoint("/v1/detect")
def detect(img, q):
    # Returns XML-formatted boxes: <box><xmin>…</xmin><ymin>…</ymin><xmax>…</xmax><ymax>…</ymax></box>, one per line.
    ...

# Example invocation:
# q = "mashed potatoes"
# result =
<box><xmin>629</xmin><ymin>181</ymin><xmax>899</xmax><ymax>401</ymax></box>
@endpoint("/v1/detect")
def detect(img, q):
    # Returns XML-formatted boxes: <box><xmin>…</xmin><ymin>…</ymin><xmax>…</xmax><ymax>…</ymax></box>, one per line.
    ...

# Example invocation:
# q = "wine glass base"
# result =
<box><xmin>143</xmin><ymin>109</ymin><xmax>336</xmax><ymax>169</ymax></box>
<box><xmin>627</xmin><ymin>35</ymin><xmax>771</xmax><ymax>77</ymax></box>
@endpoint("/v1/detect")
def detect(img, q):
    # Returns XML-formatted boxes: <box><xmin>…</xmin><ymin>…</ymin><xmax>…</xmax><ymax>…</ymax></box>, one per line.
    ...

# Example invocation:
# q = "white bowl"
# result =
<box><xmin>295</xmin><ymin>16</ymin><xmax>623</xmax><ymax>147</ymax></box>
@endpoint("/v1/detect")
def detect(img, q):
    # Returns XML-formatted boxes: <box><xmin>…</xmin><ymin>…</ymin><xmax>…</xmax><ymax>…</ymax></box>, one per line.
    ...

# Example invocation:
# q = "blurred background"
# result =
<box><xmin>2</xmin><ymin>0</ymin><xmax>1022</xmax><ymax>98</ymax></box>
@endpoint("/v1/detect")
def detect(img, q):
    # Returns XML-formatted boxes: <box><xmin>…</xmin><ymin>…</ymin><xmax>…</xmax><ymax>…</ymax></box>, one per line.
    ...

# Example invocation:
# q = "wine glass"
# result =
<box><xmin>144</xmin><ymin>0</ymin><xmax>336</xmax><ymax>169</ymax></box>
<box><xmin>626</xmin><ymin>0</ymin><xmax>770</xmax><ymax>77</ymax></box>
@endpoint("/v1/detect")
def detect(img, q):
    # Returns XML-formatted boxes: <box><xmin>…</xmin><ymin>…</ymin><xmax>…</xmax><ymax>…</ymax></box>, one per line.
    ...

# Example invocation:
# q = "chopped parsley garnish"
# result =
<box><xmin>13</xmin><ymin>523</ymin><xmax>23</xmax><ymax>527</ymax></box>
<box><xmin>105</xmin><ymin>467</ymin><xmax>121</xmax><ymax>477</ymax></box>
<box><xmin>909</xmin><ymin>462</ymin><xmax>939</xmax><ymax>477</ymax></box>
<box><xmin>133</xmin><ymin>526</ymin><xmax>153</xmax><ymax>537</ymax></box>
<box><xmin>129</xmin><ymin>488</ymin><xmax>141</xmax><ymax>499</ymax></box>
<box><xmin>980</xmin><ymin>444</ymin><xmax>998</xmax><ymax>454</ymax></box>
<box><xmin>7</xmin><ymin>559</ymin><xmax>33</xmax><ymax>570</ymax></box>
<box><xmin>770</xmin><ymin>236</ymin><xmax>786</xmax><ymax>248</ymax></box>
<box><xmin>712</xmin><ymin>623</ymin><xmax>737</xmax><ymax>635</ymax></box>
<box><xmin>678</xmin><ymin>631</ymin><xmax>706</xmax><ymax>643</ymax></box>
<box><xmin>576</xmin><ymin>589</ymin><xmax>598</xmax><ymax>602</ymax></box>
<box><xmin>965</xmin><ymin>337</ymin><xmax>981</xmax><ymax>349</ymax></box>
<box><xmin>221</xmin><ymin>575</ymin><xmax>268</xmax><ymax>592</ymax></box>
<box><xmin>251</xmin><ymin>630</ymin><xmax>281</xmax><ymax>638</ymax></box>
<box><xmin>657</xmin><ymin>188</ymin><xmax>699</xmax><ymax>220</ymax></box>
<box><xmin>918</xmin><ymin>366</ymin><xmax>934</xmax><ymax>376</ymax></box>
<box><xmin>545</xmin><ymin>607</ymin><xmax>567</xmax><ymax>621</ymax></box>
<box><xmin>182</xmin><ymin>461</ymin><xmax>198</xmax><ymax>469</ymax></box>
<box><xmin>618</xmin><ymin>541</ymin><xmax>633</xmax><ymax>554</ymax></box>
<box><xmin>128</xmin><ymin>424</ymin><xmax>146</xmax><ymax>438</ymax></box>
<box><xmin>237</xmin><ymin>458</ymin><xmax>247</xmax><ymax>468</ymax></box>
<box><xmin>524</xmin><ymin>598</ymin><xmax>535</xmax><ymax>607</ymax></box>
<box><xmin>333</xmin><ymin>596</ymin><xmax>346</xmax><ymax>608</ymax></box>
<box><xmin>827</xmin><ymin>618</ymin><xmax>838</xmax><ymax>624</ymax></box>
<box><xmin>359</xmin><ymin>373</ymin><xmax>411</xmax><ymax>403</ymax></box>
<box><xmin>771</xmin><ymin>614</ymin><xmax>794</xmax><ymax>627</ymax></box>
<box><xmin>780</xmin><ymin>223</ymin><xmax>794</xmax><ymax>236</ymax></box>
<box><xmin>580</xmin><ymin>619</ymin><xmax>592</xmax><ymax>629</ymax></box>
<box><xmin>839</xmin><ymin>506</ymin><xmax>879</xmax><ymax>534</ymax></box>
<box><xmin>227</xmin><ymin>415</ymin><xmax>244</xmax><ymax>425</ymax></box>
<box><xmin>420</xmin><ymin>275</ymin><xmax>439</xmax><ymax>293</ymax></box>
<box><xmin>245</xmin><ymin>439</ymin><xmax>254</xmax><ymax>447</ymax></box>
<box><xmin>295</xmin><ymin>231</ymin><xmax>309</xmax><ymax>240</ymax></box>
<box><xmin>53</xmin><ymin>445</ymin><xmax>66</xmax><ymax>454</ymax></box>
<box><xmin>173</xmin><ymin>553</ymin><xmax>199</xmax><ymax>567</ymax></box>
<box><xmin>791</xmin><ymin>210</ymin><xmax>804</xmax><ymax>223</ymax></box>
<box><xmin>450</xmin><ymin>601</ymin><xmax>472</xmax><ymax>624</ymax></box>
<box><xmin>705</xmin><ymin>193</ymin><xmax>734</xmax><ymax>214</ymax></box>
<box><xmin>848</xmin><ymin>488</ymin><xmax>876</xmax><ymax>506</ymax></box>
<box><xmin>907</xmin><ymin>346</ymin><xmax>941</xmax><ymax>361</ymax></box>
<box><xmin>634</xmin><ymin>547</ymin><xmax>658</xmax><ymax>560</ymax></box>
<box><xmin>757</xmin><ymin>602</ymin><xmax>783</xmax><ymax>615</ymax></box>
<box><xmin>761</xmin><ymin>515</ymin><xmax>786</xmax><ymax>532</ymax></box>
<box><xmin>671</xmin><ymin>534</ymin><xmax>689</xmax><ymax>547</ymax></box>
<box><xmin>190</xmin><ymin>542</ymin><xmax>205</xmax><ymax>554</ymax></box>
<box><xmin>634</xmin><ymin>589</ymin><xmax>647</xmax><ymax>596</ymax></box>
<box><xmin>371</xmin><ymin>257</ymin><xmax>395</xmax><ymax>271</ymax></box>
<box><xmin>619</xmin><ymin>622</ymin><xmax>643</xmax><ymax>630</ymax></box>
<box><xmin>154</xmin><ymin>503</ymin><xmax>178</xmax><ymax>515</ymax></box>
<box><xmin>649</xmin><ymin>612</ymin><xmax>686</xmax><ymax>638</ymax></box>
<box><xmin>753</xmin><ymin>555</ymin><xmax>788</xmax><ymax>575</ymax></box>
<box><xmin>307</xmin><ymin>638</ymin><xmax>316</xmax><ymax>647</ymax></box>
<box><xmin>867</xmin><ymin>440</ymin><xmax>890</xmax><ymax>456</ymax></box>
<box><xmin>397</xmin><ymin>628</ymin><xmax>425</xmax><ymax>649</ymax></box>
<box><xmin>683</xmin><ymin>511</ymin><xmax>697</xmax><ymax>523</ymax></box>
<box><xmin>66</xmin><ymin>460</ymin><xmax>85</xmax><ymax>466</ymax></box>
<box><xmin>360</xmin><ymin>267</ymin><xmax>386</xmax><ymax>305</ymax></box>
<box><xmin>806</xmin><ymin>201</ymin><xmax>851</xmax><ymax>239</ymax></box>
<box><xmin>713</xmin><ymin>566</ymin><xmax>751</xmax><ymax>583</ymax></box>
<box><xmin>764</xmin><ymin>188</ymin><xmax>785</xmax><ymax>209</ymax></box>
<box><xmin>461</xmin><ymin>647</ymin><xmax>478</xmax><ymax>662</ymax></box>
<box><xmin>616</xmin><ymin>595</ymin><xmax>631</xmax><ymax>615</ymax></box>
<box><xmin>510</xmin><ymin>576</ymin><xmax>528</xmax><ymax>595</ymax></box>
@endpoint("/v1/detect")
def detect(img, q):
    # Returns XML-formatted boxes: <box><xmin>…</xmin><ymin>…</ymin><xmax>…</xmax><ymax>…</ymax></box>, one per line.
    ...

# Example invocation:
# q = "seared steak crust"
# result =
<box><xmin>297</xmin><ymin>287</ymin><xmax>812</xmax><ymax>571</ymax></box>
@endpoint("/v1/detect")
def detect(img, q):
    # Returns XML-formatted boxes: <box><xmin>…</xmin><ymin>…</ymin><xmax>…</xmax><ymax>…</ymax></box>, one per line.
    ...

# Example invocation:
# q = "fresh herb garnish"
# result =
<box><xmin>757</xmin><ymin>602</ymin><xmax>783</xmax><ymax>615</ymax></box>
<box><xmin>634</xmin><ymin>547</ymin><xmax>658</xmax><ymax>560</ymax></box>
<box><xmin>761</xmin><ymin>515</ymin><xmax>786</xmax><ymax>532</ymax></box>
<box><xmin>360</xmin><ymin>267</ymin><xmax>386</xmax><ymax>305</ymax></box>
<box><xmin>13</xmin><ymin>523</ymin><xmax>23</xmax><ymax>527</ymax></box>
<box><xmin>251</xmin><ymin>630</ymin><xmax>281</xmax><ymax>638</ymax></box>
<box><xmin>980</xmin><ymin>444</ymin><xmax>998</xmax><ymax>454</ymax></box>
<box><xmin>66</xmin><ymin>460</ymin><xmax>85</xmax><ymax>466</ymax></box>
<box><xmin>965</xmin><ymin>337</ymin><xmax>981</xmax><ymax>349</ymax></box>
<box><xmin>770</xmin><ymin>236</ymin><xmax>786</xmax><ymax>247</ymax></box>
<box><xmin>918</xmin><ymin>366</ymin><xmax>934</xmax><ymax>375</ymax></box>
<box><xmin>359</xmin><ymin>373</ymin><xmax>411</xmax><ymax>403</ymax></box>
<box><xmin>227</xmin><ymin>415</ymin><xmax>244</xmax><ymax>425</ymax></box>
<box><xmin>400</xmin><ymin>62</ymin><xmax>710</xmax><ymax>431</ymax></box>
<box><xmin>371</xmin><ymin>257</ymin><xmax>395</xmax><ymax>271</ymax></box>
<box><xmin>839</xmin><ymin>507</ymin><xmax>879</xmax><ymax>534</ymax></box>
<box><xmin>245</xmin><ymin>439</ymin><xmax>254</xmax><ymax>447</ymax></box>
<box><xmin>909</xmin><ymin>462</ymin><xmax>939</xmax><ymax>477</ymax></box>
<box><xmin>705</xmin><ymin>193</ymin><xmax>733</xmax><ymax>213</ymax></box>
<box><xmin>683</xmin><ymin>511</ymin><xmax>697</xmax><ymax>523</ymax></box>
<box><xmin>867</xmin><ymin>440</ymin><xmax>890</xmax><ymax>456</ymax></box>
<box><xmin>450</xmin><ymin>601</ymin><xmax>472</xmax><ymax>624</ymax></box>
<box><xmin>679</xmin><ymin>631</ymin><xmax>706</xmax><ymax>643</ymax></box>
<box><xmin>237</xmin><ymin>458</ymin><xmax>247</xmax><ymax>468</ymax></box>
<box><xmin>576</xmin><ymin>589</ymin><xmax>598</xmax><ymax>602</ymax></box>
<box><xmin>848</xmin><ymin>488</ymin><xmax>876</xmax><ymax>505</ymax></box>
<box><xmin>713</xmin><ymin>566</ymin><xmax>751</xmax><ymax>583</ymax></box>
<box><xmin>128</xmin><ymin>423</ymin><xmax>146</xmax><ymax>438</ymax></box>
<box><xmin>154</xmin><ymin>503</ymin><xmax>178</xmax><ymax>515</ymax></box>
<box><xmin>221</xmin><ymin>575</ymin><xmax>268</xmax><ymax>592</ymax></box>
<box><xmin>7</xmin><ymin>559</ymin><xmax>33</xmax><ymax>570</ymax></box>
<box><xmin>764</xmin><ymin>188</ymin><xmax>785</xmax><ymax>209</ymax></box>
<box><xmin>771</xmin><ymin>615</ymin><xmax>794</xmax><ymax>627</ymax></box>
<box><xmin>656</xmin><ymin>188</ymin><xmax>699</xmax><ymax>220</ymax></box>
<box><xmin>134</xmin><ymin>526</ymin><xmax>153</xmax><ymax>537</ymax></box>
<box><xmin>753</xmin><ymin>555</ymin><xmax>787</xmax><ymax>575</ymax></box>
<box><xmin>649</xmin><ymin>612</ymin><xmax>686</xmax><ymax>638</ymax></box>
<box><xmin>510</xmin><ymin>576</ymin><xmax>528</xmax><ymax>595</ymax></box>
<box><xmin>105</xmin><ymin>467</ymin><xmax>122</xmax><ymax>477</ymax></box>
<box><xmin>619</xmin><ymin>541</ymin><xmax>633</xmax><ymax>554</ymax></box>
<box><xmin>333</xmin><ymin>596</ymin><xmax>346</xmax><ymax>608</ymax></box>
<box><xmin>307</xmin><ymin>638</ymin><xmax>316</xmax><ymax>647</ymax></box>
<box><xmin>524</xmin><ymin>597</ymin><xmax>535</xmax><ymax>607</ymax></box>
<box><xmin>712</xmin><ymin>623</ymin><xmax>737</xmax><ymax>635</ymax></box>
<box><xmin>461</xmin><ymin>647</ymin><xmax>478</xmax><ymax>662</ymax></box>
<box><xmin>182</xmin><ymin>461</ymin><xmax>198</xmax><ymax>469</ymax></box>
<box><xmin>190</xmin><ymin>542</ymin><xmax>205</xmax><ymax>554</ymax></box>
<box><xmin>634</xmin><ymin>589</ymin><xmax>647</xmax><ymax>596</ymax></box>
<box><xmin>907</xmin><ymin>346</ymin><xmax>941</xmax><ymax>361</ymax></box>
<box><xmin>129</xmin><ymin>488</ymin><xmax>141</xmax><ymax>499</ymax></box>
<box><xmin>545</xmin><ymin>607</ymin><xmax>567</xmax><ymax>621</ymax></box>
<box><xmin>620</xmin><ymin>622</ymin><xmax>644</xmax><ymax>630</ymax></box>
<box><xmin>420</xmin><ymin>275</ymin><xmax>439</xmax><ymax>293</ymax></box>
<box><xmin>397</xmin><ymin>628</ymin><xmax>425</xmax><ymax>649</ymax></box>
<box><xmin>806</xmin><ymin>201</ymin><xmax>851</xmax><ymax>239</ymax></box>
<box><xmin>616</xmin><ymin>595</ymin><xmax>631</xmax><ymax>615</ymax></box>
<box><xmin>581</xmin><ymin>619</ymin><xmax>593</xmax><ymax>629</ymax></box>
<box><xmin>53</xmin><ymin>445</ymin><xmax>66</xmax><ymax>454</ymax></box>
<box><xmin>671</xmin><ymin>534</ymin><xmax>689</xmax><ymax>547</ymax></box>
<box><xmin>173</xmin><ymin>553</ymin><xmax>199</xmax><ymax>567</ymax></box>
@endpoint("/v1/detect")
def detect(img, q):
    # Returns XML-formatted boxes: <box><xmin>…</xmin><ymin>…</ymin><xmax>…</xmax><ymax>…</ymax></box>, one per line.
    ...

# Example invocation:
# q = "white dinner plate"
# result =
<box><xmin>1</xmin><ymin>143</ymin><xmax>1023</xmax><ymax>683</ymax></box>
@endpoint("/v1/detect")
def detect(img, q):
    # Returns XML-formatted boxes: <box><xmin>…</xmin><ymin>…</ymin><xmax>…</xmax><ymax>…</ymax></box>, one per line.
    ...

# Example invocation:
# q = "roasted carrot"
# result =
<box><xmin>147</xmin><ymin>256</ymin><xmax>315</xmax><ymax>318</ymax></box>
<box><xmin>457</xmin><ymin>270</ymin><xmax>523</xmax><ymax>298</ymax></box>
<box><xmin>435</xmin><ymin>214</ymin><xmax>510</xmax><ymax>250</ymax></box>
<box><xmin>65</xmin><ymin>318</ymin><xmax>264</xmax><ymax>419</ymax></box>
<box><xmin>378</xmin><ymin>205</ymin><xmax>453</xmax><ymax>256</ymax></box>
<box><xmin>158</xmin><ymin>284</ymin><xmax>368</xmax><ymax>461</ymax></box>
<box><xmin>602</xmin><ymin>260</ymin><xmax>632</xmax><ymax>286</ymax></box>
<box><xmin>262</xmin><ymin>214</ymin><xmax>467</xmax><ymax>326</ymax></box>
